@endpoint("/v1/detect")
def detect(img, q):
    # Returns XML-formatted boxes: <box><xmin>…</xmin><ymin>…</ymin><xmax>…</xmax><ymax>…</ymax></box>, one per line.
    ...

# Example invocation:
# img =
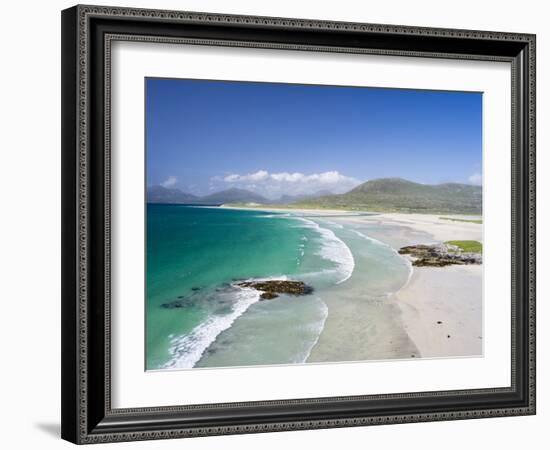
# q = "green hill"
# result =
<box><xmin>294</xmin><ymin>178</ymin><xmax>482</xmax><ymax>214</ymax></box>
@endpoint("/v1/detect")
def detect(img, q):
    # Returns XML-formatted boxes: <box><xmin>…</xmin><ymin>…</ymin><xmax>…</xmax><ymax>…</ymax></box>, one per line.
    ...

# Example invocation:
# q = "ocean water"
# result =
<box><xmin>146</xmin><ymin>205</ymin><xmax>410</xmax><ymax>370</ymax></box>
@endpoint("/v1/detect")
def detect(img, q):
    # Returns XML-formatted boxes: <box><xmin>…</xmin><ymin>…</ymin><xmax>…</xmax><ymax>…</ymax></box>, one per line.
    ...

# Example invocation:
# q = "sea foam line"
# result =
<box><xmin>163</xmin><ymin>276</ymin><xmax>287</xmax><ymax>369</ymax></box>
<box><xmin>295</xmin><ymin>218</ymin><xmax>355</xmax><ymax>284</ymax></box>
<box><xmin>162</xmin><ymin>277</ymin><xmax>286</xmax><ymax>369</ymax></box>
<box><xmin>350</xmin><ymin>229</ymin><xmax>414</xmax><ymax>289</ymax></box>
<box><xmin>301</xmin><ymin>299</ymin><xmax>329</xmax><ymax>363</ymax></box>
<box><xmin>162</xmin><ymin>288</ymin><xmax>260</xmax><ymax>369</ymax></box>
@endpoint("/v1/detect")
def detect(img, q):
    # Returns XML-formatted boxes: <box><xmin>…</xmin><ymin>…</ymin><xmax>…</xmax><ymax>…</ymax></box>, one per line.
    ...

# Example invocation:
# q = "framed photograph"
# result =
<box><xmin>61</xmin><ymin>5</ymin><xmax>536</xmax><ymax>444</ymax></box>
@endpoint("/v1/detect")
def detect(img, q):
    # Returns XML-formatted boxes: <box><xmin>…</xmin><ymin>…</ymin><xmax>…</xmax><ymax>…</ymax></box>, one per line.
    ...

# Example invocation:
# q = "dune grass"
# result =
<box><xmin>440</xmin><ymin>217</ymin><xmax>482</xmax><ymax>224</ymax></box>
<box><xmin>445</xmin><ymin>240</ymin><xmax>483</xmax><ymax>253</ymax></box>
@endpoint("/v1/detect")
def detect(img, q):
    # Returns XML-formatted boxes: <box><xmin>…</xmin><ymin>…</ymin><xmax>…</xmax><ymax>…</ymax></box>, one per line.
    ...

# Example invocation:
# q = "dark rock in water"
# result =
<box><xmin>161</xmin><ymin>296</ymin><xmax>198</xmax><ymax>309</ymax></box>
<box><xmin>161</xmin><ymin>299</ymin><xmax>187</xmax><ymax>309</ymax></box>
<box><xmin>236</xmin><ymin>280</ymin><xmax>314</xmax><ymax>300</ymax></box>
<box><xmin>191</xmin><ymin>287</ymin><xmax>201</xmax><ymax>291</ymax></box>
<box><xmin>399</xmin><ymin>243</ymin><xmax>482</xmax><ymax>267</ymax></box>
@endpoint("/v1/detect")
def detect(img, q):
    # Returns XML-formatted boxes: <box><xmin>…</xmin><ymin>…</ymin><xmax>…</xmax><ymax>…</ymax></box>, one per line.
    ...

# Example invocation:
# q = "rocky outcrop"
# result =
<box><xmin>236</xmin><ymin>280</ymin><xmax>314</xmax><ymax>300</ymax></box>
<box><xmin>259</xmin><ymin>292</ymin><xmax>279</xmax><ymax>300</ymax></box>
<box><xmin>399</xmin><ymin>243</ymin><xmax>482</xmax><ymax>267</ymax></box>
<box><xmin>160</xmin><ymin>280</ymin><xmax>314</xmax><ymax>309</ymax></box>
<box><xmin>161</xmin><ymin>298</ymin><xmax>191</xmax><ymax>309</ymax></box>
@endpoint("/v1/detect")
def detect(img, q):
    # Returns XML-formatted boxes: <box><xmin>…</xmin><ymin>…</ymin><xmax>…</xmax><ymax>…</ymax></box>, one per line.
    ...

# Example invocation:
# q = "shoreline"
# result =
<box><xmin>303</xmin><ymin>209</ymin><xmax>483</xmax><ymax>361</ymax></box>
<box><xmin>221</xmin><ymin>204</ymin><xmax>482</xmax><ymax>241</ymax></box>
<box><xmin>222</xmin><ymin>204</ymin><xmax>483</xmax><ymax>361</ymax></box>
<box><xmin>220</xmin><ymin>204</ymin><xmax>373</xmax><ymax>217</ymax></box>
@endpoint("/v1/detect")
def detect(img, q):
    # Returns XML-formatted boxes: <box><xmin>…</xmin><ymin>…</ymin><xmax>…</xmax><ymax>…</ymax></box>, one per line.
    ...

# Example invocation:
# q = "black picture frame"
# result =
<box><xmin>61</xmin><ymin>4</ymin><xmax>536</xmax><ymax>444</ymax></box>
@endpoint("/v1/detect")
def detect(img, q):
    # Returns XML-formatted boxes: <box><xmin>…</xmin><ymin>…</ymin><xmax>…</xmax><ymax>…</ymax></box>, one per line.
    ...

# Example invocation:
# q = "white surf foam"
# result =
<box><xmin>163</xmin><ymin>276</ymin><xmax>289</xmax><ymax>369</ymax></box>
<box><xmin>323</xmin><ymin>220</ymin><xmax>344</xmax><ymax>229</ymax></box>
<box><xmin>296</xmin><ymin>218</ymin><xmax>355</xmax><ymax>284</ymax></box>
<box><xmin>257</xmin><ymin>213</ymin><xmax>292</xmax><ymax>218</ymax></box>
<box><xmin>298</xmin><ymin>241</ymin><xmax>306</xmax><ymax>258</ymax></box>
<box><xmin>163</xmin><ymin>288</ymin><xmax>260</xmax><ymax>369</ymax></box>
<box><xmin>301</xmin><ymin>299</ymin><xmax>329</xmax><ymax>363</ymax></box>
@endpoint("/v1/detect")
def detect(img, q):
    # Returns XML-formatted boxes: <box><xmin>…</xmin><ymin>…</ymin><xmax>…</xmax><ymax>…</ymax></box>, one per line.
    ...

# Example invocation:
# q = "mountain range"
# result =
<box><xmin>147</xmin><ymin>178</ymin><xmax>482</xmax><ymax>214</ymax></box>
<box><xmin>147</xmin><ymin>186</ymin><xmax>268</xmax><ymax>205</ymax></box>
<box><xmin>294</xmin><ymin>178</ymin><xmax>482</xmax><ymax>213</ymax></box>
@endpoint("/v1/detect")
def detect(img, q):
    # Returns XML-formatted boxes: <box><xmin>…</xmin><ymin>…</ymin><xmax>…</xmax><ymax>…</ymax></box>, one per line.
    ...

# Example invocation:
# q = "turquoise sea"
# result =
<box><xmin>146</xmin><ymin>204</ymin><xmax>411</xmax><ymax>370</ymax></box>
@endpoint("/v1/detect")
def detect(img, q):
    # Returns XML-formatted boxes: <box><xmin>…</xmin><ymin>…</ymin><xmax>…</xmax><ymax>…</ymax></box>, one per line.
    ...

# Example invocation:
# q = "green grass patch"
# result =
<box><xmin>440</xmin><ymin>217</ymin><xmax>482</xmax><ymax>224</ymax></box>
<box><xmin>445</xmin><ymin>240</ymin><xmax>483</xmax><ymax>253</ymax></box>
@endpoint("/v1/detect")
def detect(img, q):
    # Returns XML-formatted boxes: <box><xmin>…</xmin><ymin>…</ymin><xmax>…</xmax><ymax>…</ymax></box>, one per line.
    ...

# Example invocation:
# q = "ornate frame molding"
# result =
<box><xmin>61</xmin><ymin>4</ymin><xmax>536</xmax><ymax>444</ymax></box>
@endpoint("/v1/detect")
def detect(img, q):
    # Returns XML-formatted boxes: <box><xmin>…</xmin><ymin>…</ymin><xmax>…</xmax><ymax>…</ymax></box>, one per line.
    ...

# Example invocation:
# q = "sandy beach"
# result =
<box><xmin>355</xmin><ymin>212</ymin><xmax>483</xmax><ymax>243</ymax></box>
<box><xmin>224</xmin><ymin>205</ymin><xmax>483</xmax><ymax>361</ymax></box>
<box><xmin>394</xmin><ymin>265</ymin><xmax>482</xmax><ymax>358</ymax></box>
<box><xmin>325</xmin><ymin>214</ymin><xmax>482</xmax><ymax>360</ymax></box>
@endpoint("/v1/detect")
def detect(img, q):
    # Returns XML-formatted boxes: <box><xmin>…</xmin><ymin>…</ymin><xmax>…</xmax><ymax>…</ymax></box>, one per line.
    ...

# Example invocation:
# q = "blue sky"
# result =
<box><xmin>146</xmin><ymin>78</ymin><xmax>482</xmax><ymax>199</ymax></box>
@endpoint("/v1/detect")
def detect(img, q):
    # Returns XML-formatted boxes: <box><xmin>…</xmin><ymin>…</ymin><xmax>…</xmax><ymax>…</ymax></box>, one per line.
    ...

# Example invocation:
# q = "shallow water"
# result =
<box><xmin>146</xmin><ymin>205</ymin><xmax>414</xmax><ymax>370</ymax></box>
<box><xmin>306</xmin><ymin>221</ymin><xmax>417</xmax><ymax>362</ymax></box>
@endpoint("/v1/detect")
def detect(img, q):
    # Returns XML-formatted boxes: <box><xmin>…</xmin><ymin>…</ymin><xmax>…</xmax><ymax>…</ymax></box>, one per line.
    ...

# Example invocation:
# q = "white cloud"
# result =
<box><xmin>468</xmin><ymin>173</ymin><xmax>482</xmax><ymax>185</ymax></box>
<box><xmin>216</xmin><ymin>170</ymin><xmax>361</xmax><ymax>199</ymax></box>
<box><xmin>269</xmin><ymin>172</ymin><xmax>304</xmax><ymax>183</ymax></box>
<box><xmin>224</xmin><ymin>170</ymin><xmax>269</xmax><ymax>183</ymax></box>
<box><xmin>161</xmin><ymin>175</ymin><xmax>178</xmax><ymax>188</ymax></box>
